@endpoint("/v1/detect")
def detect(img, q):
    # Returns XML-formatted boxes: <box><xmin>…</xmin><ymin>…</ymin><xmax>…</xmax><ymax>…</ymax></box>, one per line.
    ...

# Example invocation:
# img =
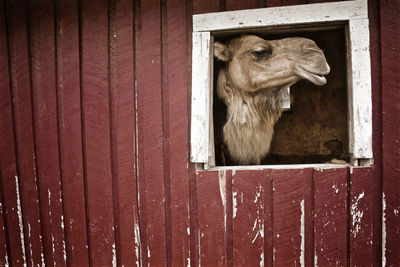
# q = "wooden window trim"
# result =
<box><xmin>190</xmin><ymin>0</ymin><xmax>373</xmax><ymax>169</ymax></box>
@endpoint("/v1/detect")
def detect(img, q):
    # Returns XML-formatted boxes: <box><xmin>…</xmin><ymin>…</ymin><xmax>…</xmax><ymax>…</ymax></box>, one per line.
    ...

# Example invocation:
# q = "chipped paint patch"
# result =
<box><xmin>232</xmin><ymin>191</ymin><xmax>238</xmax><ymax>218</ymax></box>
<box><xmin>314</xmin><ymin>252</ymin><xmax>318</xmax><ymax>267</ymax></box>
<box><xmin>351</xmin><ymin>191</ymin><xmax>365</xmax><ymax>237</ymax></box>
<box><xmin>134</xmin><ymin>221</ymin><xmax>141</xmax><ymax>267</ymax></box>
<box><xmin>260</xmin><ymin>252</ymin><xmax>264</xmax><ymax>267</ymax></box>
<box><xmin>300</xmin><ymin>199</ymin><xmax>305</xmax><ymax>267</ymax></box>
<box><xmin>332</xmin><ymin>184</ymin><xmax>339</xmax><ymax>194</ymax></box>
<box><xmin>382</xmin><ymin>193</ymin><xmax>386</xmax><ymax>267</ymax></box>
<box><xmin>218</xmin><ymin>170</ymin><xmax>227</xmax><ymax>230</ymax></box>
<box><xmin>187</xmin><ymin>256</ymin><xmax>190</xmax><ymax>267</ymax></box>
<box><xmin>112</xmin><ymin>243</ymin><xmax>117</xmax><ymax>267</ymax></box>
<box><xmin>15</xmin><ymin>176</ymin><xmax>27</xmax><ymax>267</ymax></box>
<box><xmin>254</xmin><ymin>184</ymin><xmax>262</xmax><ymax>204</ymax></box>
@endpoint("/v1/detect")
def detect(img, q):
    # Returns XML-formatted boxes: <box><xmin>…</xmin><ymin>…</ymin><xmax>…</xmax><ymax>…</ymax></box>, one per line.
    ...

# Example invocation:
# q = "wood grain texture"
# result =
<box><xmin>165</xmin><ymin>0</ymin><xmax>191</xmax><ymax>266</ymax></box>
<box><xmin>5</xmin><ymin>1</ymin><xmax>45</xmax><ymax>265</ymax></box>
<box><xmin>0</xmin><ymin>3</ymin><xmax>26</xmax><ymax>265</ymax></box>
<box><xmin>109</xmin><ymin>0</ymin><xmax>139</xmax><ymax>266</ymax></box>
<box><xmin>56</xmin><ymin>0</ymin><xmax>90</xmax><ymax>265</ymax></box>
<box><xmin>272</xmin><ymin>169</ymin><xmax>313</xmax><ymax>267</ymax></box>
<box><xmin>232</xmin><ymin>170</ymin><xmax>269</xmax><ymax>266</ymax></box>
<box><xmin>349</xmin><ymin>167</ymin><xmax>375</xmax><ymax>266</ymax></box>
<box><xmin>314</xmin><ymin>168</ymin><xmax>348</xmax><ymax>266</ymax></box>
<box><xmin>197</xmin><ymin>171</ymin><xmax>227</xmax><ymax>266</ymax></box>
<box><xmin>80</xmin><ymin>0</ymin><xmax>115</xmax><ymax>265</ymax></box>
<box><xmin>137</xmin><ymin>0</ymin><xmax>167</xmax><ymax>265</ymax></box>
<box><xmin>381</xmin><ymin>0</ymin><xmax>400</xmax><ymax>265</ymax></box>
<box><xmin>28</xmin><ymin>1</ymin><xmax>67</xmax><ymax>265</ymax></box>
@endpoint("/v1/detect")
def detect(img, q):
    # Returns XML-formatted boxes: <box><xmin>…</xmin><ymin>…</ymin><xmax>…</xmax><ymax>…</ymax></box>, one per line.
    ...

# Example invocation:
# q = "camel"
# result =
<box><xmin>214</xmin><ymin>35</ymin><xmax>330</xmax><ymax>165</ymax></box>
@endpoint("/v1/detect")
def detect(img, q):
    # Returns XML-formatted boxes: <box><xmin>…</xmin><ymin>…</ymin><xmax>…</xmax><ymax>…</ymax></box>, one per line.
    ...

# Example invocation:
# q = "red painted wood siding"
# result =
<box><xmin>0</xmin><ymin>0</ymin><xmax>397</xmax><ymax>266</ymax></box>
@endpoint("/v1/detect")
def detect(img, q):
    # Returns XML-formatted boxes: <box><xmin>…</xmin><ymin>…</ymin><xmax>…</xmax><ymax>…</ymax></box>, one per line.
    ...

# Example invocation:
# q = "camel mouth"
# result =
<box><xmin>297</xmin><ymin>65</ymin><xmax>329</xmax><ymax>86</ymax></box>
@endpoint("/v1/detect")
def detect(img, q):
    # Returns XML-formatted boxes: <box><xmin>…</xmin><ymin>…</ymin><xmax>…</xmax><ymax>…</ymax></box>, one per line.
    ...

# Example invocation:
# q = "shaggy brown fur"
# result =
<box><xmin>214</xmin><ymin>35</ymin><xmax>330</xmax><ymax>165</ymax></box>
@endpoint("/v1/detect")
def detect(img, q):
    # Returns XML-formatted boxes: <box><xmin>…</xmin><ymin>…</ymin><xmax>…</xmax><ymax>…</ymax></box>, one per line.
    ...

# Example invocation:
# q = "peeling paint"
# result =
<box><xmin>254</xmin><ymin>184</ymin><xmax>262</xmax><ymax>203</ymax></box>
<box><xmin>112</xmin><ymin>243</ymin><xmax>117</xmax><ymax>267</ymax></box>
<box><xmin>332</xmin><ymin>184</ymin><xmax>339</xmax><ymax>194</ymax></box>
<box><xmin>15</xmin><ymin>176</ymin><xmax>27</xmax><ymax>267</ymax></box>
<box><xmin>232</xmin><ymin>191</ymin><xmax>237</xmax><ymax>218</ymax></box>
<box><xmin>300</xmin><ymin>199</ymin><xmax>305</xmax><ymax>267</ymax></box>
<box><xmin>351</xmin><ymin>191</ymin><xmax>365</xmax><ymax>237</ymax></box>
<box><xmin>382</xmin><ymin>193</ymin><xmax>386</xmax><ymax>267</ymax></box>
<box><xmin>218</xmin><ymin>170</ymin><xmax>226</xmax><ymax>231</ymax></box>
<box><xmin>134</xmin><ymin>221</ymin><xmax>141</xmax><ymax>267</ymax></box>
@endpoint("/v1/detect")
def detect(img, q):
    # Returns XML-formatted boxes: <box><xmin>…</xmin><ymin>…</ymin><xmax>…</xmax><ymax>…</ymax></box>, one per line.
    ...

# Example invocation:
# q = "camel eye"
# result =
<box><xmin>251</xmin><ymin>47</ymin><xmax>272</xmax><ymax>60</ymax></box>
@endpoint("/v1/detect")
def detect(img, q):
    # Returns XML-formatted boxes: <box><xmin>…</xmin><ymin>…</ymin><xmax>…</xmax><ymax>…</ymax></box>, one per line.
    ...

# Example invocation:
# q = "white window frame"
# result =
<box><xmin>190</xmin><ymin>0</ymin><xmax>373</xmax><ymax>169</ymax></box>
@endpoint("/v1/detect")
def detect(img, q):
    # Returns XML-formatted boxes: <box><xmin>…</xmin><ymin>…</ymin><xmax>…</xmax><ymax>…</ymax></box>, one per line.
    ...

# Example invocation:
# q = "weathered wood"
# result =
<box><xmin>232</xmin><ymin>170</ymin><xmax>268</xmax><ymax>266</ymax></box>
<box><xmin>190</xmin><ymin>31</ymin><xmax>212</xmax><ymax>163</ymax></box>
<box><xmin>272</xmin><ymin>169</ymin><xmax>313</xmax><ymax>266</ymax></box>
<box><xmin>109</xmin><ymin>0</ymin><xmax>139</xmax><ymax>266</ymax></box>
<box><xmin>137</xmin><ymin>0</ymin><xmax>167</xmax><ymax>265</ymax></box>
<box><xmin>193</xmin><ymin>0</ymin><xmax>367</xmax><ymax>32</ymax></box>
<box><xmin>56</xmin><ymin>0</ymin><xmax>90</xmax><ymax>265</ymax></box>
<box><xmin>349</xmin><ymin>167</ymin><xmax>375</xmax><ymax>266</ymax></box>
<box><xmin>346</xmin><ymin>18</ymin><xmax>373</xmax><ymax>160</ymax></box>
<box><xmin>80</xmin><ymin>0</ymin><xmax>115</xmax><ymax>265</ymax></box>
<box><xmin>314</xmin><ymin>168</ymin><xmax>348</xmax><ymax>266</ymax></box>
<box><xmin>197</xmin><ymin>171</ymin><xmax>227</xmax><ymax>266</ymax></box>
<box><xmin>381</xmin><ymin>0</ymin><xmax>400</xmax><ymax>265</ymax></box>
<box><xmin>165</xmin><ymin>0</ymin><xmax>191</xmax><ymax>266</ymax></box>
<box><xmin>5</xmin><ymin>1</ymin><xmax>45</xmax><ymax>265</ymax></box>
<box><xmin>28</xmin><ymin>1</ymin><xmax>67</xmax><ymax>265</ymax></box>
<box><xmin>0</xmin><ymin>3</ymin><xmax>26</xmax><ymax>265</ymax></box>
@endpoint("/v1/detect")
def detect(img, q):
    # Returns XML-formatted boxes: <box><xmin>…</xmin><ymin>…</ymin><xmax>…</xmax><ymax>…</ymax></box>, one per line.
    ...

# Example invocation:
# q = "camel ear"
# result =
<box><xmin>214</xmin><ymin>42</ymin><xmax>230</xmax><ymax>62</ymax></box>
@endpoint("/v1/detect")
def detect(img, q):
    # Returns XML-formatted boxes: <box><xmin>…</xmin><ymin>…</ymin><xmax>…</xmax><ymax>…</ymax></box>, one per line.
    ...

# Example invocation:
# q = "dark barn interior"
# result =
<box><xmin>213</xmin><ymin>27</ymin><xmax>349</xmax><ymax>165</ymax></box>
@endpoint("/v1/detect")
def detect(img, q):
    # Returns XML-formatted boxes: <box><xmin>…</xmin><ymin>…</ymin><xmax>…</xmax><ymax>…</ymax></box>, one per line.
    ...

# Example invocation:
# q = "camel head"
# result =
<box><xmin>214</xmin><ymin>35</ymin><xmax>330</xmax><ymax>94</ymax></box>
<box><xmin>214</xmin><ymin>35</ymin><xmax>330</xmax><ymax>165</ymax></box>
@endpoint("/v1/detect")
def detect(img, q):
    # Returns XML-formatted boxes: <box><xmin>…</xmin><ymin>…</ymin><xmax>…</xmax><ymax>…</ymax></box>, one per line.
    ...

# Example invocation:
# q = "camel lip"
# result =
<box><xmin>297</xmin><ymin>65</ymin><xmax>328</xmax><ymax>86</ymax></box>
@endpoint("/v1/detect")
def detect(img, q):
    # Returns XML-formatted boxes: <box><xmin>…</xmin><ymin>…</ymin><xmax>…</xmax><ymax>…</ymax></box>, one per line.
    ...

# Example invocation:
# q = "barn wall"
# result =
<box><xmin>0</xmin><ymin>0</ymin><xmax>397</xmax><ymax>266</ymax></box>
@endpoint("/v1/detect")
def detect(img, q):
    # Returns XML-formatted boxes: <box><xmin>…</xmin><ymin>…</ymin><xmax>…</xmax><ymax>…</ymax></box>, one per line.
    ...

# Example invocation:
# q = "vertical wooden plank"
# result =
<box><xmin>80</xmin><ymin>0</ymin><xmax>115</xmax><ymax>265</ymax></box>
<box><xmin>368</xmin><ymin>0</ymin><xmax>383</xmax><ymax>265</ymax></box>
<box><xmin>381</xmin><ymin>0</ymin><xmax>400</xmax><ymax>265</ymax></box>
<box><xmin>349</xmin><ymin>167</ymin><xmax>375</xmax><ymax>266</ymax></box>
<box><xmin>272</xmin><ymin>169</ymin><xmax>313</xmax><ymax>267</ymax></box>
<box><xmin>314</xmin><ymin>168</ymin><xmax>348</xmax><ymax>266</ymax></box>
<box><xmin>197</xmin><ymin>171</ymin><xmax>227</xmax><ymax>266</ymax></box>
<box><xmin>28</xmin><ymin>1</ymin><xmax>67</xmax><ymax>265</ymax></box>
<box><xmin>226</xmin><ymin>0</ymin><xmax>261</xmax><ymax>11</ymax></box>
<box><xmin>232</xmin><ymin>170</ymin><xmax>269</xmax><ymax>266</ymax></box>
<box><xmin>0</xmin><ymin>3</ymin><xmax>26</xmax><ymax>265</ymax></box>
<box><xmin>56</xmin><ymin>0</ymin><xmax>90</xmax><ymax>265</ymax></box>
<box><xmin>193</xmin><ymin>0</ymin><xmax>221</xmax><ymax>14</ymax></box>
<box><xmin>5</xmin><ymin>1</ymin><xmax>45</xmax><ymax>265</ymax></box>
<box><xmin>137</xmin><ymin>0</ymin><xmax>167</xmax><ymax>265</ymax></box>
<box><xmin>109</xmin><ymin>0</ymin><xmax>139</xmax><ymax>266</ymax></box>
<box><xmin>165</xmin><ymin>0</ymin><xmax>191</xmax><ymax>266</ymax></box>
